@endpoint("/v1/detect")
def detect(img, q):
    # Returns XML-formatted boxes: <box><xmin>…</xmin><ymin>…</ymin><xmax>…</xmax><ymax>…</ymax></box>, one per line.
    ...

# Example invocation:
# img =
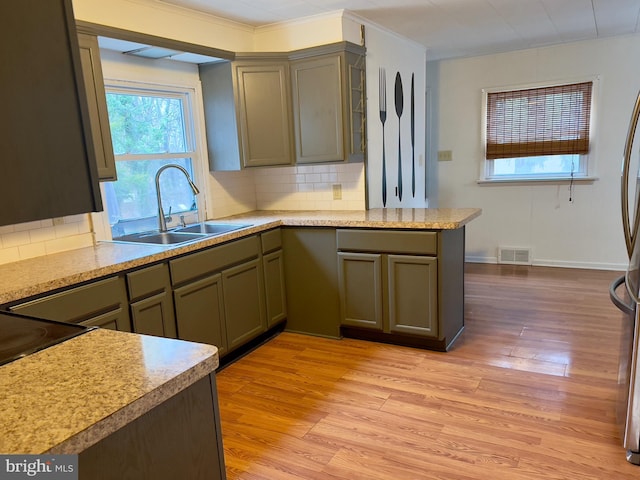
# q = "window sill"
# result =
<box><xmin>477</xmin><ymin>176</ymin><xmax>598</xmax><ymax>185</ymax></box>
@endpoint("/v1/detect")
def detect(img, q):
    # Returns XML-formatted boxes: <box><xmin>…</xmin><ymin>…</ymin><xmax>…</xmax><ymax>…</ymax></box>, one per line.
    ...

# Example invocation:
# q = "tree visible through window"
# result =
<box><xmin>103</xmin><ymin>84</ymin><xmax>199</xmax><ymax>238</ymax></box>
<box><xmin>483</xmin><ymin>81</ymin><xmax>594</xmax><ymax>181</ymax></box>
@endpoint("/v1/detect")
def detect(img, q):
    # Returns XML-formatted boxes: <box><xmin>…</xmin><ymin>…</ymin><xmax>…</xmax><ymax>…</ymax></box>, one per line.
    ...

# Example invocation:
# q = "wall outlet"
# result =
<box><xmin>438</xmin><ymin>150</ymin><xmax>453</xmax><ymax>161</ymax></box>
<box><xmin>332</xmin><ymin>184</ymin><xmax>342</xmax><ymax>200</ymax></box>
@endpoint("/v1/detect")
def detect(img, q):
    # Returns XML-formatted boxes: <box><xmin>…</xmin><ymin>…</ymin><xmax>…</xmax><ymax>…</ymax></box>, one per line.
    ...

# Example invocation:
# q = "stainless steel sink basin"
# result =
<box><xmin>111</xmin><ymin>223</ymin><xmax>251</xmax><ymax>245</ymax></box>
<box><xmin>173</xmin><ymin>222</ymin><xmax>250</xmax><ymax>235</ymax></box>
<box><xmin>113</xmin><ymin>231</ymin><xmax>208</xmax><ymax>245</ymax></box>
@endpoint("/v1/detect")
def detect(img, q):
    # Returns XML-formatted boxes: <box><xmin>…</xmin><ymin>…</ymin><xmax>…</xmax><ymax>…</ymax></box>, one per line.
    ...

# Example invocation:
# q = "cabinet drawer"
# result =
<box><xmin>261</xmin><ymin>228</ymin><xmax>282</xmax><ymax>254</ymax></box>
<box><xmin>11</xmin><ymin>276</ymin><xmax>126</xmax><ymax>323</ymax></box>
<box><xmin>170</xmin><ymin>236</ymin><xmax>260</xmax><ymax>286</ymax></box>
<box><xmin>127</xmin><ymin>263</ymin><xmax>170</xmax><ymax>301</ymax></box>
<box><xmin>336</xmin><ymin>229</ymin><xmax>437</xmax><ymax>255</ymax></box>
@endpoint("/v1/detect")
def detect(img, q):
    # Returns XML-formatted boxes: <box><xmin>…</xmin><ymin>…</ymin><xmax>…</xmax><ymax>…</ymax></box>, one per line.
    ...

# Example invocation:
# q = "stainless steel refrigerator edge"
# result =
<box><xmin>610</xmin><ymin>89</ymin><xmax>640</xmax><ymax>465</ymax></box>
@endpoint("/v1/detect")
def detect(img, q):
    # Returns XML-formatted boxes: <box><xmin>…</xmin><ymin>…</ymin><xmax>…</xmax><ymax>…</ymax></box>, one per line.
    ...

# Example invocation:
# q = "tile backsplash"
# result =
<box><xmin>253</xmin><ymin>163</ymin><xmax>366</xmax><ymax>211</ymax></box>
<box><xmin>208</xmin><ymin>162</ymin><xmax>366</xmax><ymax>219</ymax></box>
<box><xmin>0</xmin><ymin>215</ymin><xmax>94</xmax><ymax>265</ymax></box>
<box><xmin>0</xmin><ymin>162</ymin><xmax>366</xmax><ymax>265</ymax></box>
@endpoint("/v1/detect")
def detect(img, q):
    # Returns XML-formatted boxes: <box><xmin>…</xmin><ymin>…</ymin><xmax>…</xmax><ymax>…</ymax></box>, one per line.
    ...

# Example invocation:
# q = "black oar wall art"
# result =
<box><xmin>395</xmin><ymin>72</ymin><xmax>403</xmax><ymax>202</ymax></box>
<box><xmin>411</xmin><ymin>73</ymin><xmax>415</xmax><ymax>197</ymax></box>
<box><xmin>379</xmin><ymin>68</ymin><xmax>387</xmax><ymax>207</ymax></box>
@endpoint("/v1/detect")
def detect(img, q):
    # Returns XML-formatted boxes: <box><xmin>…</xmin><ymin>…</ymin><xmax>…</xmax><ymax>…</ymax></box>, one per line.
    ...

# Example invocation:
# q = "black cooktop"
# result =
<box><xmin>0</xmin><ymin>312</ymin><xmax>92</xmax><ymax>366</ymax></box>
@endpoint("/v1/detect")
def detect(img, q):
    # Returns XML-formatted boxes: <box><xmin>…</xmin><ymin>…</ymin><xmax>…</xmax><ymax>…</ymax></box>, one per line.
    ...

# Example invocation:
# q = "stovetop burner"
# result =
<box><xmin>0</xmin><ymin>312</ymin><xmax>92</xmax><ymax>366</ymax></box>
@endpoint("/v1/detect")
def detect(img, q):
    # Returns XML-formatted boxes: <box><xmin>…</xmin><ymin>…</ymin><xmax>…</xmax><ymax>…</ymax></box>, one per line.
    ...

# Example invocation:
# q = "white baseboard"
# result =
<box><xmin>465</xmin><ymin>256</ymin><xmax>625</xmax><ymax>271</ymax></box>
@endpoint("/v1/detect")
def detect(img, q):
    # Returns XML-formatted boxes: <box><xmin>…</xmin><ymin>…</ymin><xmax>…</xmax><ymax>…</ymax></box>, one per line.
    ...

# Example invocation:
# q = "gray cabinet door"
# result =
<box><xmin>173</xmin><ymin>274</ymin><xmax>227</xmax><ymax>357</ymax></box>
<box><xmin>222</xmin><ymin>258</ymin><xmax>267</xmax><ymax>352</ymax></box>
<box><xmin>337</xmin><ymin>252</ymin><xmax>383</xmax><ymax>330</ymax></box>
<box><xmin>291</xmin><ymin>55</ymin><xmax>344</xmax><ymax>163</ymax></box>
<box><xmin>131</xmin><ymin>292</ymin><xmax>175</xmax><ymax>338</ymax></box>
<box><xmin>80</xmin><ymin>308</ymin><xmax>125</xmax><ymax>331</ymax></box>
<box><xmin>127</xmin><ymin>263</ymin><xmax>177</xmax><ymax>338</ymax></box>
<box><xmin>263</xmin><ymin>250</ymin><xmax>287</xmax><ymax>327</ymax></box>
<box><xmin>234</xmin><ymin>62</ymin><xmax>293</xmax><ymax>167</ymax></box>
<box><xmin>10</xmin><ymin>276</ymin><xmax>131</xmax><ymax>332</ymax></box>
<box><xmin>78</xmin><ymin>33</ymin><xmax>116</xmax><ymax>181</ymax></box>
<box><xmin>387</xmin><ymin>255</ymin><xmax>438</xmax><ymax>337</ymax></box>
<box><xmin>289</xmin><ymin>43</ymin><xmax>366</xmax><ymax>165</ymax></box>
<box><xmin>0</xmin><ymin>0</ymin><xmax>102</xmax><ymax>226</ymax></box>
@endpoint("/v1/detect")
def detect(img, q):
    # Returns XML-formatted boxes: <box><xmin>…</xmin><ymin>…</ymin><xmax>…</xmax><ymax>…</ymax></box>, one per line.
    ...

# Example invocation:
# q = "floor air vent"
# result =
<box><xmin>498</xmin><ymin>247</ymin><xmax>532</xmax><ymax>265</ymax></box>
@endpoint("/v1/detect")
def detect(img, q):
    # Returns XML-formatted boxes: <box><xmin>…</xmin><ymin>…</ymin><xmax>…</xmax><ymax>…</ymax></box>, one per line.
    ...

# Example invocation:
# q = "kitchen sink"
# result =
<box><xmin>111</xmin><ymin>223</ymin><xmax>251</xmax><ymax>245</ymax></box>
<box><xmin>112</xmin><ymin>231</ymin><xmax>209</xmax><ymax>245</ymax></box>
<box><xmin>173</xmin><ymin>222</ymin><xmax>250</xmax><ymax>235</ymax></box>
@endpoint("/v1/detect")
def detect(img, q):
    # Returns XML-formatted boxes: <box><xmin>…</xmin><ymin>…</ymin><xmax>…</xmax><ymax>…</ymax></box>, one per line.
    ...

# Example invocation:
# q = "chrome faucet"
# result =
<box><xmin>155</xmin><ymin>164</ymin><xmax>200</xmax><ymax>232</ymax></box>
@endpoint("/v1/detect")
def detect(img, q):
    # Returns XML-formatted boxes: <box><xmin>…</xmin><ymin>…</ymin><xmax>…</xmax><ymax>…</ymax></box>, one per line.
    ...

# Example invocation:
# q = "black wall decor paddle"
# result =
<box><xmin>411</xmin><ymin>73</ymin><xmax>415</xmax><ymax>197</ymax></box>
<box><xmin>395</xmin><ymin>72</ymin><xmax>403</xmax><ymax>201</ymax></box>
<box><xmin>379</xmin><ymin>68</ymin><xmax>387</xmax><ymax>207</ymax></box>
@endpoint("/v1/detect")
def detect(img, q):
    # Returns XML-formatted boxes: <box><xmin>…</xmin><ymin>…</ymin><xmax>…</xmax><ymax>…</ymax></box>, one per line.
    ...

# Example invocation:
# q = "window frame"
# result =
<box><xmin>479</xmin><ymin>76</ymin><xmax>599</xmax><ymax>184</ymax></box>
<box><xmin>102</xmin><ymin>79</ymin><xmax>206</xmax><ymax>236</ymax></box>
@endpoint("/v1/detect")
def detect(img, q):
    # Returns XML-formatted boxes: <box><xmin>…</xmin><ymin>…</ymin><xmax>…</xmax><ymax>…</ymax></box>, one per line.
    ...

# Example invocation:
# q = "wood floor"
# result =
<box><xmin>216</xmin><ymin>263</ymin><xmax>639</xmax><ymax>479</ymax></box>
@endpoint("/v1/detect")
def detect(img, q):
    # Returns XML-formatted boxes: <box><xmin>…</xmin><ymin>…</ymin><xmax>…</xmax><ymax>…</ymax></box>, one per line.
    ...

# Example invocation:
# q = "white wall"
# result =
<box><xmin>359</xmin><ymin>20</ymin><xmax>429</xmax><ymax>208</ymax></box>
<box><xmin>72</xmin><ymin>0</ymin><xmax>254</xmax><ymax>52</ymax></box>
<box><xmin>430</xmin><ymin>33</ymin><xmax>640</xmax><ymax>270</ymax></box>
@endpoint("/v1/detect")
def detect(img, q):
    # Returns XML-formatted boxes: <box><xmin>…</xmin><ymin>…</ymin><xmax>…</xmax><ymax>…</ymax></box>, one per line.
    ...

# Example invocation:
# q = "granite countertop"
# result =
<box><xmin>0</xmin><ymin>328</ymin><xmax>219</xmax><ymax>454</ymax></box>
<box><xmin>0</xmin><ymin>208</ymin><xmax>481</xmax><ymax>305</ymax></box>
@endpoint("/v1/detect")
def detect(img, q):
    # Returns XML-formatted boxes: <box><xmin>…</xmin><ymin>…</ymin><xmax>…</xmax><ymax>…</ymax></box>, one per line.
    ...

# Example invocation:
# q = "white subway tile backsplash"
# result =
<box><xmin>18</xmin><ymin>242</ymin><xmax>47</xmax><ymax>260</ymax></box>
<box><xmin>29</xmin><ymin>227</ymin><xmax>57</xmax><ymax>244</ymax></box>
<box><xmin>0</xmin><ymin>162</ymin><xmax>366</xmax><ymax>265</ymax></box>
<box><xmin>3</xmin><ymin>231</ymin><xmax>31</xmax><ymax>248</ymax></box>
<box><xmin>297</xmin><ymin>183</ymin><xmax>314</xmax><ymax>192</ymax></box>
<box><xmin>251</xmin><ymin>162</ymin><xmax>366</xmax><ymax>211</ymax></box>
<box><xmin>0</xmin><ymin>248</ymin><xmax>19</xmax><ymax>265</ymax></box>
<box><xmin>0</xmin><ymin>214</ymin><xmax>94</xmax><ymax>265</ymax></box>
<box><xmin>45</xmin><ymin>232</ymin><xmax>94</xmax><ymax>255</ymax></box>
<box><xmin>14</xmin><ymin>220</ymin><xmax>45</xmax><ymax>232</ymax></box>
<box><xmin>304</xmin><ymin>173</ymin><xmax>323</xmax><ymax>183</ymax></box>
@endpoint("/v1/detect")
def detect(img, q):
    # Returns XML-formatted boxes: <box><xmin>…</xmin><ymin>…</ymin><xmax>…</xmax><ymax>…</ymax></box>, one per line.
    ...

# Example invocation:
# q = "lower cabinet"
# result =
<box><xmin>387</xmin><ymin>254</ymin><xmax>438</xmax><ymax>336</ymax></box>
<box><xmin>337</xmin><ymin>252</ymin><xmax>383</xmax><ymax>330</ymax></box>
<box><xmin>222</xmin><ymin>258</ymin><xmax>267</xmax><ymax>351</ymax></box>
<box><xmin>174</xmin><ymin>274</ymin><xmax>228</xmax><ymax>356</ymax></box>
<box><xmin>260</xmin><ymin>229</ymin><xmax>287</xmax><ymax>328</ymax></box>
<box><xmin>338</xmin><ymin>252</ymin><xmax>438</xmax><ymax>337</ymax></box>
<box><xmin>170</xmin><ymin>235</ymin><xmax>267</xmax><ymax>357</ymax></box>
<box><xmin>4</xmin><ymin>233</ymin><xmax>283</xmax><ymax>362</ymax></box>
<box><xmin>337</xmin><ymin>228</ymin><xmax>464</xmax><ymax>351</ymax></box>
<box><xmin>79</xmin><ymin>373</ymin><xmax>226</xmax><ymax>480</ymax></box>
<box><xmin>8</xmin><ymin>276</ymin><xmax>131</xmax><ymax>332</ymax></box>
<box><xmin>127</xmin><ymin>263</ymin><xmax>177</xmax><ymax>338</ymax></box>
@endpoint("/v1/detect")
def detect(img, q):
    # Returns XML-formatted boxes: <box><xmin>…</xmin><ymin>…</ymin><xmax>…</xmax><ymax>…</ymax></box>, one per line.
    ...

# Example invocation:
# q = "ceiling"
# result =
<box><xmin>154</xmin><ymin>0</ymin><xmax>640</xmax><ymax>60</ymax></box>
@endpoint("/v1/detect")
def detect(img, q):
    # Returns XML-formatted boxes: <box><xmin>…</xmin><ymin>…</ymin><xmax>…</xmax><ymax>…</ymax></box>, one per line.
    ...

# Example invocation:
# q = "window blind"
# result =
<box><xmin>486</xmin><ymin>82</ymin><xmax>593</xmax><ymax>160</ymax></box>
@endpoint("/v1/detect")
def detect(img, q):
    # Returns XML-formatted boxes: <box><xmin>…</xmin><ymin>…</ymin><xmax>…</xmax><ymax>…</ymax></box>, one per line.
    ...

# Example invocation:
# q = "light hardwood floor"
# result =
<box><xmin>216</xmin><ymin>263</ymin><xmax>639</xmax><ymax>479</ymax></box>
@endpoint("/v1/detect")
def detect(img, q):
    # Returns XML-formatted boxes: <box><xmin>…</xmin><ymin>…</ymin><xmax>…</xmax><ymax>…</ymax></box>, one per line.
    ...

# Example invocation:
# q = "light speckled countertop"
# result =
<box><xmin>0</xmin><ymin>328</ymin><xmax>218</xmax><ymax>454</ymax></box>
<box><xmin>0</xmin><ymin>208</ymin><xmax>481</xmax><ymax>305</ymax></box>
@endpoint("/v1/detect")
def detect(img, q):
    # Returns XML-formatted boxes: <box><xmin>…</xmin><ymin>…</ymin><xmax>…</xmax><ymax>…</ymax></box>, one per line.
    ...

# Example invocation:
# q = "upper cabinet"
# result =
<box><xmin>0</xmin><ymin>0</ymin><xmax>102</xmax><ymax>227</ymax></box>
<box><xmin>200</xmin><ymin>57</ymin><xmax>294</xmax><ymax>171</ymax></box>
<box><xmin>201</xmin><ymin>42</ymin><xmax>366</xmax><ymax>171</ymax></box>
<box><xmin>290</xmin><ymin>42</ymin><xmax>366</xmax><ymax>164</ymax></box>
<box><xmin>78</xmin><ymin>33</ymin><xmax>117</xmax><ymax>181</ymax></box>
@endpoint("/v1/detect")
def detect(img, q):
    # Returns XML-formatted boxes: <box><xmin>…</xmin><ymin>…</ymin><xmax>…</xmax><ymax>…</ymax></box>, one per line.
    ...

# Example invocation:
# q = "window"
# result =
<box><xmin>103</xmin><ymin>83</ymin><xmax>201</xmax><ymax>238</ymax></box>
<box><xmin>482</xmin><ymin>80</ymin><xmax>595</xmax><ymax>182</ymax></box>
